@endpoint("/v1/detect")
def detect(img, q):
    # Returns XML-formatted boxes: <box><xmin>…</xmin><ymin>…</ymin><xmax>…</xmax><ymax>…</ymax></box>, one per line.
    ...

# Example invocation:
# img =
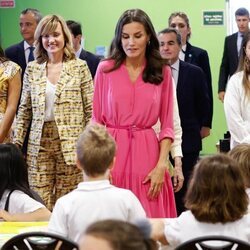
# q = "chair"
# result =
<box><xmin>175</xmin><ymin>235</ymin><xmax>250</xmax><ymax>250</ymax></box>
<box><xmin>1</xmin><ymin>231</ymin><xmax>79</xmax><ymax>250</ymax></box>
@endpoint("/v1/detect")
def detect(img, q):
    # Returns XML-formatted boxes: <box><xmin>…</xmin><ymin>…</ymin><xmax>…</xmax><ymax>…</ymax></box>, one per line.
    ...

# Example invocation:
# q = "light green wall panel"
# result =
<box><xmin>0</xmin><ymin>0</ymin><xmax>227</xmax><ymax>154</ymax></box>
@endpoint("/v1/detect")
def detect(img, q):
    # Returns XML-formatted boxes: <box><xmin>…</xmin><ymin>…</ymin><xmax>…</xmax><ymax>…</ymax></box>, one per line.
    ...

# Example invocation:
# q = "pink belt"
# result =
<box><xmin>106</xmin><ymin>124</ymin><xmax>152</xmax><ymax>173</ymax></box>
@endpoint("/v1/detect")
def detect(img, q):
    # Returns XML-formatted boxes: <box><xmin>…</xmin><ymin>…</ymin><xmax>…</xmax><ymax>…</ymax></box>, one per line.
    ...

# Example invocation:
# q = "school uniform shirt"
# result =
<box><xmin>0</xmin><ymin>190</ymin><xmax>45</xmax><ymax>214</ymax></box>
<box><xmin>161</xmin><ymin>210</ymin><xmax>250</xmax><ymax>250</ymax></box>
<box><xmin>48</xmin><ymin>180</ymin><xmax>146</xmax><ymax>242</ymax></box>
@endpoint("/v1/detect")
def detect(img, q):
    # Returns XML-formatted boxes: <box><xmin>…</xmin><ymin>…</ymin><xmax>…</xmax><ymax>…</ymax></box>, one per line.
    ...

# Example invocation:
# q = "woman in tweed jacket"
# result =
<box><xmin>14</xmin><ymin>14</ymin><xmax>93</xmax><ymax>210</ymax></box>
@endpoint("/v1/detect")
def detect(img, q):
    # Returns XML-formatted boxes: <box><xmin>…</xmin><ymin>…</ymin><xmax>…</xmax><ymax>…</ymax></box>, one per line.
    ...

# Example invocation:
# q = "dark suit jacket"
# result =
<box><xmin>185</xmin><ymin>42</ymin><xmax>213</xmax><ymax>128</ymax></box>
<box><xmin>79</xmin><ymin>49</ymin><xmax>101</xmax><ymax>78</ymax></box>
<box><xmin>5</xmin><ymin>41</ymin><xmax>26</xmax><ymax>80</ymax></box>
<box><xmin>177</xmin><ymin>60</ymin><xmax>210</xmax><ymax>154</ymax></box>
<box><xmin>218</xmin><ymin>32</ymin><xmax>238</xmax><ymax>92</ymax></box>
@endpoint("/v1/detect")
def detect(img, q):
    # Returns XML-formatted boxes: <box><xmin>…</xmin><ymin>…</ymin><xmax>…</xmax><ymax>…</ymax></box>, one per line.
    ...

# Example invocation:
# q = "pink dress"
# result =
<box><xmin>93</xmin><ymin>60</ymin><xmax>176</xmax><ymax>218</ymax></box>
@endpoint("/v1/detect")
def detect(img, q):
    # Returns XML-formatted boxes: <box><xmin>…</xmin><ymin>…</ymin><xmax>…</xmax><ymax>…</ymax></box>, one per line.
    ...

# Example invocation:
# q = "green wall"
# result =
<box><xmin>0</xmin><ymin>0</ymin><xmax>227</xmax><ymax>154</ymax></box>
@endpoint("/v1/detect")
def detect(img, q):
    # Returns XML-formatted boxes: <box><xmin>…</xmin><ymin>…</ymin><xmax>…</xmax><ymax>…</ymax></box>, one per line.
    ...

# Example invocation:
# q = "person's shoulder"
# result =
<box><xmin>2</xmin><ymin>60</ymin><xmax>20</xmax><ymax>71</ymax></box>
<box><xmin>83</xmin><ymin>50</ymin><xmax>101</xmax><ymax>62</ymax></box>
<box><xmin>192</xmin><ymin>46</ymin><xmax>207</xmax><ymax>56</ymax></box>
<box><xmin>54</xmin><ymin>188</ymin><xmax>77</xmax><ymax>205</ymax></box>
<box><xmin>226</xmin><ymin>32</ymin><xmax>238</xmax><ymax>40</ymax></box>
<box><xmin>96</xmin><ymin>59</ymin><xmax>115</xmax><ymax>72</ymax></box>
<box><xmin>230</xmin><ymin>71</ymin><xmax>243</xmax><ymax>81</ymax></box>
<box><xmin>228</xmin><ymin>71</ymin><xmax>243</xmax><ymax>87</ymax></box>
<box><xmin>181</xmin><ymin>60</ymin><xmax>203</xmax><ymax>73</ymax></box>
<box><xmin>5</xmin><ymin>41</ymin><xmax>23</xmax><ymax>53</ymax></box>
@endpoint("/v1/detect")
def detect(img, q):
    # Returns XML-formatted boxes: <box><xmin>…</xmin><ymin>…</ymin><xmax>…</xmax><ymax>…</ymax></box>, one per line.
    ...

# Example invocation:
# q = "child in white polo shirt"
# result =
<box><xmin>48</xmin><ymin>123</ymin><xmax>146</xmax><ymax>242</ymax></box>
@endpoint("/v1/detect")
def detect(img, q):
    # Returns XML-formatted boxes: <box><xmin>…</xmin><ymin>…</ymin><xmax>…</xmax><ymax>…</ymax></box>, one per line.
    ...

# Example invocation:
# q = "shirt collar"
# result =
<box><xmin>24</xmin><ymin>40</ymin><xmax>34</xmax><ymax>51</ymax></box>
<box><xmin>75</xmin><ymin>46</ymin><xmax>83</xmax><ymax>58</ymax></box>
<box><xmin>171</xmin><ymin>59</ymin><xmax>180</xmax><ymax>71</ymax></box>
<box><xmin>77</xmin><ymin>180</ymin><xmax>111</xmax><ymax>191</ymax></box>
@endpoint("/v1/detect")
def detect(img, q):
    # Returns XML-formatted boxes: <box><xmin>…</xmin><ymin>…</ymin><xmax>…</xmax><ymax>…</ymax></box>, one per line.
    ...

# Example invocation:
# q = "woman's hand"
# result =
<box><xmin>173</xmin><ymin>157</ymin><xmax>184</xmax><ymax>192</ymax></box>
<box><xmin>143</xmin><ymin>163</ymin><xmax>168</xmax><ymax>199</ymax></box>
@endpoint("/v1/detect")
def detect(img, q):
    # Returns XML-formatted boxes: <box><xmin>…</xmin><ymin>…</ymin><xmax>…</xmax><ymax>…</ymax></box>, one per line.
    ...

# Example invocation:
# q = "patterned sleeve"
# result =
<box><xmin>13</xmin><ymin>64</ymin><xmax>32</xmax><ymax>146</ymax></box>
<box><xmin>80</xmin><ymin>60</ymin><xmax>94</xmax><ymax>125</ymax></box>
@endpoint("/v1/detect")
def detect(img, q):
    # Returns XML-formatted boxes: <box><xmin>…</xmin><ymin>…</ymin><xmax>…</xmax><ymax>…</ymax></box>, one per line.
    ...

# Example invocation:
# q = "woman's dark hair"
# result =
<box><xmin>106</xmin><ymin>8</ymin><xmax>166</xmax><ymax>85</ymax></box>
<box><xmin>84</xmin><ymin>219</ymin><xmax>157</xmax><ymax>250</ymax></box>
<box><xmin>0</xmin><ymin>143</ymin><xmax>35</xmax><ymax>200</ymax></box>
<box><xmin>185</xmin><ymin>154</ymin><xmax>248</xmax><ymax>223</ymax></box>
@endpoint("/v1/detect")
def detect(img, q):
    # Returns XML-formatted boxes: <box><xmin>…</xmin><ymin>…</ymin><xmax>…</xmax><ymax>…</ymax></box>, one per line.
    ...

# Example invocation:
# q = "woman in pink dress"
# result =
<box><xmin>93</xmin><ymin>9</ymin><xmax>176</xmax><ymax>218</ymax></box>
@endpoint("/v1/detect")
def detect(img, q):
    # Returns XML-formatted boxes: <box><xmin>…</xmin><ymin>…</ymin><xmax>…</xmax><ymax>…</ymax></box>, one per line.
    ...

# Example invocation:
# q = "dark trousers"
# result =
<box><xmin>173</xmin><ymin>152</ymin><xmax>199</xmax><ymax>216</ymax></box>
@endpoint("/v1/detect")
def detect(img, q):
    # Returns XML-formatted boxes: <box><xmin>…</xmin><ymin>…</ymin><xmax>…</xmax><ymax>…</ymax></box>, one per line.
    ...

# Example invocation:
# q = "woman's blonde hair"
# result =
<box><xmin>34</xmin><ymin>14</ymin><xmax>75</xmax><ymax>64</ymax></box>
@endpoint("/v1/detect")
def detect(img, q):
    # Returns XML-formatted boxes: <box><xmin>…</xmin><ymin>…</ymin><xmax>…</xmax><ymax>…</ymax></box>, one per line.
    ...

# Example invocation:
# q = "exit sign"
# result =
<box><xmin>203</xmin><ymin>11</ymin><xmax>224</xmax><ymax>26</ymax></box>
<box><xmin>0</xmin><ymin>0</ymin><xmax>15</xmax><ymax>8</ymax></box>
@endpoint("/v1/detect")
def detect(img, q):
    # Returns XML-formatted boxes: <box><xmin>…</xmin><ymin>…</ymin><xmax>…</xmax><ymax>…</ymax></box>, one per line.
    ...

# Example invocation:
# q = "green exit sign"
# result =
<box><xmin>203</xmin><ymin>11</ymin><xmax>224</xmax><ymax>26</ymax></box>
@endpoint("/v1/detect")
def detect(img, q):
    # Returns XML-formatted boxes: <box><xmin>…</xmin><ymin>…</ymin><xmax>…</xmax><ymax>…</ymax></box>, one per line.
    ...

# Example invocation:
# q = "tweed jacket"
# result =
<box><xmin>14</xmin><ymin>58</ymin><xmax>93</xmax><ymax>166</ymax></box>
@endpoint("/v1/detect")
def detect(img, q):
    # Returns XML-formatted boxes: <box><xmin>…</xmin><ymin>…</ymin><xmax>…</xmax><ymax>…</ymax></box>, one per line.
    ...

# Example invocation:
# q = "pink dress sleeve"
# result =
<box><xmin>158</xmin><ymin>66</ymin><xmax>174</xmax><ymax>142</ymax></box>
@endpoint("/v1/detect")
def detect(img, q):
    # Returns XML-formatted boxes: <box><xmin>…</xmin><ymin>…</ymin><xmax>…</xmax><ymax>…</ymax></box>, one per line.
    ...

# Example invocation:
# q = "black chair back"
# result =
<box><xmin>175</xmin><ymin>235</ymin><xmax>250</xmax><ymax>250</ymax></box>
<box><xmin>1</xmin><ymin>231</ymin><xmax>79</xmax><ymax>250</ymax></box>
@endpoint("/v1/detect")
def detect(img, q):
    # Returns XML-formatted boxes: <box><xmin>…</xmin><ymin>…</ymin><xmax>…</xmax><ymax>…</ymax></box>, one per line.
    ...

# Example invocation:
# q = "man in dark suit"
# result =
<box><xmin>158</xmin><ymin>28</ymin><xmax>211</xmax><ymax>215</ymax></box>
<box><xmin>5</xmin><ymin>8</ymin><xmax>42</xmax><ymax>80</ymax></box>
<box><xmin>218</xmin><ymin>7</ymin><xmax>250</xmax><ymax>102</ymax></box>
<box><xmin>66</xmin><ymin>20</ymin><xmax>101</xmax><ymax>78</ymax></box>
<box><xmin>168</xmin><ymin>12</ymin><xmax>213</xmax><ymax>131</ymax></box>
<box><xmin>5</xmin><ymin>8</ymin><xmax>42</xmax><ymax>155</ymax></box>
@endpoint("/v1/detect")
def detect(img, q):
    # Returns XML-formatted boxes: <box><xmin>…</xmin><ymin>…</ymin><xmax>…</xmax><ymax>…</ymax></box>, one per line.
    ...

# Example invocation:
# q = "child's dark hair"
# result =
<box><xmin>0</xmin><ymin>143</ymin><xmax>35</xmax><ymax>200</ymax></box>
<box><xmin>84</xmin><ymin>219</ymin><xmax>158</xmax><ymax>250</ymax></box>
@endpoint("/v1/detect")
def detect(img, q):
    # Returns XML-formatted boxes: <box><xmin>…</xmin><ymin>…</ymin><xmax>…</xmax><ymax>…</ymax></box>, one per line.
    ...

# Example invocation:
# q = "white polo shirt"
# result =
<box><xmin>48</xmin><ymin>180</ymin><xmax>146</xmax><ymax>242</ymax></box>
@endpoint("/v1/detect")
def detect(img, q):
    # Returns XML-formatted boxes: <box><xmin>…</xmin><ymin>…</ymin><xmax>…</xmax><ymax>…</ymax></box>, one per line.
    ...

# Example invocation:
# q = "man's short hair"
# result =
<box><xmin>76</xmin><ymin>123</ymin><xmax>116</xmax><ymax>177</ymax></box>
<box><xmin>66</xmin><ymin>20</ymin><xmax>82</xmax><ymax>37</ymax></box>
<box><xmin>158</xmin><ymin>28</ymin><xmax>182</xmax><ymax>46</ymax></box>
<box><xmin>235</xmin><ymin>7</ymin><xmax>249</xmax><ymax>17</ymax></box>
<box><xmin>21</xmin><ymin>8</ymin><xmax>42</xmax><ymax>23</ymax></box>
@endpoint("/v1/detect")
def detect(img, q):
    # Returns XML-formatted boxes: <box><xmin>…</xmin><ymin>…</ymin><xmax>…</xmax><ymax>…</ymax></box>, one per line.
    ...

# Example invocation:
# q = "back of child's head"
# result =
<box><xmin>80</xmin><ymin>219</ymin><xmax>157</xmax><ymax>250</ymax></box>
<box><xmin>185</xmin><ymin>154</ymin><xmax>248</xmax><ymax>223</ymax></box>
<box><xmin>76</xmin><ymin>123</ymin><xmax>116</xmax><ymax>177</ymax></box>
<box><xmin>228</xmin><ymin>143</ymin><xmax>250</xmax><ymax>188</ymax></box>
<box><xmin>0</xmin><ymin>143</ymin><xmax>30</xmax><ymax>199</ymax></box>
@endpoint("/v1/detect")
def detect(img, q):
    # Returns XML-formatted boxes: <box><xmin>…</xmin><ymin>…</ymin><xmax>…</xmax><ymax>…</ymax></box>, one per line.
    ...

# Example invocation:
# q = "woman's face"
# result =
<box><xmin>121</xmin><ymin>21</ymin><xmax>150</xmax><ymax>60</ymax></box>
<box><xmin>79</xmin><ymin>235</ymin><xmax>113</xmax><ymax>250</ymax></box>
<box><xmin>245</xmin><ymin>40</ymin><xmax>250</xmax><ymax>61</ymax></box>
<box><xmin>169</xmin><ymin>16</ymin><xmax>190</xmax><ymax>45</ymax></box>
<box><xmin>42</xmin><ymin>22</ymin><xmax>65</xmax><ymax>56</ymax></box>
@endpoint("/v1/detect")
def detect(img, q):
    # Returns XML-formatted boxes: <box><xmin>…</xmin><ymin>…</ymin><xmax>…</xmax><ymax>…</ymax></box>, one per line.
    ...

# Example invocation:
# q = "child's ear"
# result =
<box><xmin>108</xmin><ymin>156</ymin><xmax>116</xmax><ymax>170</ymax></box>
<box><xmin>76</xmin><ymin>158</ymin><xmax>82</xmax><ymax>170</ymax></box>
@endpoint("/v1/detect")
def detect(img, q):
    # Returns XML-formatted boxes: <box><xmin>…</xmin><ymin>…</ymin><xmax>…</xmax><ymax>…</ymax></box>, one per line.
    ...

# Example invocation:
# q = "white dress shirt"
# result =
<box><xmin>237</xmin><ymin>32</ymin><xmax>244</xmax><ymax>56</ymax></box>
<box><xmin>179</xmin><ymin>44</ymin><xmax>187</xmax><ymax>61</ymax></box>
<box><xmin>24</xmin><ymin>41</ymin><xmax>34</xmax><ymax>64</ymax></box>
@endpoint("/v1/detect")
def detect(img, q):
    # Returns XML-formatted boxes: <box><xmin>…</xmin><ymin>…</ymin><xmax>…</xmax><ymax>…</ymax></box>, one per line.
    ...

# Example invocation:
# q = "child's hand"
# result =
<box><xmin>0</xmin><ymin>209</ymin><xmax>12</xmax><ymax>221</ymax></box>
